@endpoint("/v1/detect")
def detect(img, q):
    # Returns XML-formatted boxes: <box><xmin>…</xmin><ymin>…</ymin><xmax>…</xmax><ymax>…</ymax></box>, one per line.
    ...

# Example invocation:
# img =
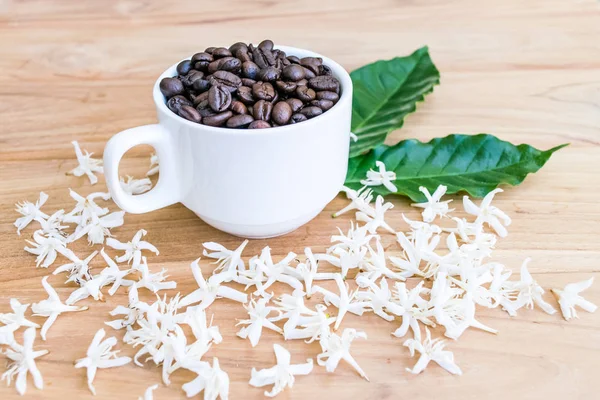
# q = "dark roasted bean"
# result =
<box><xmin>192</xmin><ymin>79</ymin><xmax>211</xmax><ymax>93</ymax></box>
<box><xmin>248</xmin><ymin>120</ymin><xmax>271</xmax><ymax>129</ymax></box>
<box><xmin>285</xmin><ymin>98</ymin><xmax>304</xmax><ymax>113</ymax></box>
<box><xmin>208</xmin><ymin>57</ymin><xmax>241</xmax><ymax>74</ymax></box>
<box><xmin>258</xmin><ymin>39</ymin><xmax>274</xmax><ymax>51</ymax></box>
<box><xmin>229</xmin><ymin>42</ymin><xmax>248</xmax><ymax>54</ymax></box>
<box><xmin>309</xmin><ymin>76</ymin><xmax>340</xmax><ymax>92</ymax></box>
<box><xmin>287</xmin><ymin>55</ymin><xmax>300</xmax><ymax>64</ymax></box>
<box><xmin>252</xmin><ymin>82</ymin><xmax>276</xmax><ymax>101</ymax></box>
<box><xmin>167</xmin><ymin>95</ymin><xmax>192</xmax><ymax>113</ymax></box>
<box><xmin>192</xmin><ymin>52</ymin><xmax>214</xmax><ymax>63</ymax></box>
<box><xmin>253</xmin><ymin>100</ymin><xmax>273</xmax><ymax>121</ymax></box>
<box><xmin>231</xmin><ymin>101</ymin><xmax>248</xmax><ymax>114</ymax></box>
<box><xmin>316</xmin><ymin>90</ymin><xmax>339</xmax><ymax>103</ymax></box>
<box><xmin>311</xmin><ymin>99</ymin><xmax>334</xmax><ymax>111</ymax></box>
<box><xmin>272</xmin><ymin>101</ymin><xmax>292</xmax><ymax>125</ymax></box>
<box><xmin>281</xmin><ymin>64</ymin><xmax>305</xmax><ymax>81</ymax></box>
<box><xmin>180</xmin><ymin>70</ymin><xmax>205</xmax><ymax>87</ymax></box>
<box><xmin>226</xmin><ymin>114</ymin><xmax>254</xmax><ymax>128</ymax></box>
<box><xmin>237</xmin><ymin>50</ymin><xmax>252</xmax><ymax>63</ymax></box>
<box><xmin>241</xmin><ymin>61</ymin><xmax>260</xmax><ymax>79</ymax></box>
<box><xmin>319</xmin><ymin>64</ymin><xmax>333</xmax><ymax>76</ymax></box>
<box><xmin>193</xmin><ymin>91</ymin><xmax>209</xmax><ymax>106</ymax></box>
<box><xmin>177</xmin><ymin>60</ymin><xmax>193</xmax><ymax>75</ymax></box>
<box><xmin>300</xmin><ymin>57</ymin><xmax>322</xmax><ymax>74</ymax></box>
<box><xmin>179</xmin><ymin>105</ymin><xmax>202</xmax><ymax>123</ymax></box>
<box><xmin>203</xmin><ymin>111</ymin><xmax>233</xmax><ymax>127</ymax></box>
<box><xmin>257</xmin><ymin>67</ymin><xmax>280</xmax><ymax>82</ymax></box>
<box><xmin>302</xmin><ymin>67</ymin><xmax>316</xmax><ymax>79</ymax></box>
<box><xmin>196</xmin><ymin>101</ymin><xmax>216</xmax><ymax>117</ymax></box>
<box><xmin>159</xmin><ymin>77</ymin><xmax>184</xmax><ymax>98</ymax></box>
<box><xmin>299</xmin><ymin>106</ymin><xmax>323</xmax><ymax>118</ymax></box>
<box><xmin>212</xmin><ymin>47</ymin><xmax>232</xmax><ymax>59</ymax></box>
<box><xmin>208</xmin><ymin>85</ymin><xmax>232</xmax><ymax>112</ymax></box>
<box><xmin>290</xmin><ymin>113</ymin><xmax>308</xmax><ymax>124</ymax></box>
<box><xmin>209</xmin><ymin>70</ymin><xmax>242</xmax><ymax>92</ymax></box>
<box><xmin>237</xmin><ymin>86</ymin><xmax>254</xmax><ymax>104</ymax></box>
<box><xmin>241</xmin><ymin>78</ymin><xmax>257</xmax><ymax>87</ymax></box>
<box><xmin>295</xmin><ymin>85</ymin><xmax>316</xmax><ymax>102</ymax></box>
<box><xmin>275</xmin><ymin>81</ymin><xmax>297</xmax><ymax>93</ymax></box>
<box><xmin>296</xmin><ymin>79</ymin><xmax>308</xmax><ymax>86</ymax></box>
<box><xmin>204</xmin><ymin>47</ymin><xmax>216</xmax><ymax>54</ymax></box>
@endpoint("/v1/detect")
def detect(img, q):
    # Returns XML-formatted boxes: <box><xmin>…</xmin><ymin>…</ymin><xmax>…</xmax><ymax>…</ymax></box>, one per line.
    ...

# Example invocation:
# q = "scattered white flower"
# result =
<box><xmin>179</xmin><ymin>258</ymin><xmax>247</xmax><ymax>309</ymax></box>
<box><xmin>203</xmin><ymin>240</ymin><xmax>248</xmax><ymax>277</ymax></box>
<box><xmin>312</xmin><ymin>275</ymin><xmax>367</xmax><ymax>330</ymax></box>
<box><xmin>463</xmin><ymin>189</ymin><xmax>511</xmax><ymax>237</ymax></box>
<box><xmin>24</xmin><ymin>230</ymin><xmax>72</xmax><ymax>268</ymax></box>
<box><xmin>358</xmin><ymin>238</ymin><xmax>406</xmax><ymax>283</ymax></box>
<box><xmin>295</xmin><ymin>248</ymin><xmax>337</xmax><ymax>298</ymax></box>
<box><xmin>333</xmin><ymin>186</ymin><xmax>374</xmax><ymax>218</ymax></box>
<box><xmin>64</xmin><ymin>189</ymin><xmax>110</xmax><ymax>223</ymax></box>
<box><xmin>236</xmin><ymin>297</ymin><xmax>282</xmax><ymax>347</ymax></box>
<box><xmin>53</xmin><ymin>250</ymin><xmax>98</xmax><ymax>283</ymax></box>
<box><xmin>354</xmin><ymin>277</ymin><xmax>405</xmax><ymax>322</ymax></box>
<box><xmin>1</xmin><ymin>327</ymin><xmax>48</xmax><ymax>395</ymax></box>
<box><xmin>14</xmin><ymin>192</ymin><xmax>49</xmax><ymax>235</ymax></box>
<box><xmin>134</xmin><ymin>257</ymin><xmax>176</xmax><ymax>293</ymax></box>
<box><xmin>31</xmin><ymin>276</ymin><xmax>88</xmax><ymax>340</ymax></box>
<box><xmin>317</xmin><ymin>328</ymin><xmax>369</xmax><ymax>381</ymax></box>
<box><xmin>75</xmin><ymin>328</ymin><xmax>132</xmax><ymax>395</ymax></box>
<box><xmin>120</xmin><ymin>176</ymin><xmax>153</xmax><ymax>195</ymax></box>
<box><xmin>68</xmin><ymin>141</ymin><xmax>104</xmax><ymax>185</ymax></box>
<box><xmin>552</xmin><ymin>277</ymin><xmax>597</xmax><ymax>321</ymax></box>
<box><xmin>147</xmin><ymin>153</ymin><xmax>159</xmax><ymax>176</ymax></box>
<box><xmin>106</xmin><ymin>229</ymin><xmax>159</xmax><ymax>269</ymax></box>
<box><xmin>253</xmin><ymin>247</ymin><xmax>303</xmax><ymax>296</ymax></box>
<box><xmin>411</xmin><ymin>185</ymin><xmax>453</xmax><ymax>223</ymax></box>
<box><xmin>97</xmin><ymin>248</ymin><xmax>134</xmax><ymax>296</ymax></box>
<box><xmin>391</xmin><ymin>281</ymin><xmax>432</xmax><ymax>341</ymax></box>
<box><xmin>105</xmin><ymin>285</ymin><xmax>145</xmax><ymax>330</ymax></box>
<box><xmin>512</xmin><ymin>258</ymin><xmax>556</xmax><ymax>315</ymax></box>
<box><xmin>360</xmin><ymin>161</ymin><xmax>397</xmax><ymax>192</ymax></box>
<box><xmin>181</xmin><ymin>357</ymin><xmax>229</xmax><ymax>400</ymax></box>
<box><xmin>68</xmin><ymin>211</ymin><xmax>125</xmax><ymax>245</ymax></box>
<box><xmin>249</xmin><ymin>344</ymin><xmax>313</xmax><ymax>397</ymax></box>
<box><xmin>0</xmin><ymin>299</ymin><xmax>40</xmax><ymax>330</ymax></box>
<box><xmin>139</xmin><ymin>384</ymin><xmax>159</xmax><ymax>400</ymax></box>
<box><xmin>355</xmin><ymin>195</ymin><xmax>395</xmax><ymax>234</ymax></box>
<box><xmin>38</xmin><ymin>209</ymin><xmax>69</xmax><ymax>239</ymax></box>
<box><xmin>404</xmin><ymin>327</ymin><xmax>462</xmax><ymax>375</ymax></box>
<box><xmin>0</xmin><ymin>324</ymin><xmax>16</xmax><ymax>345</ymax></box>
<box><xmin>66</xmin><ymin>275</ymin><xmax>106</xmax><ymax>305</ymax></box>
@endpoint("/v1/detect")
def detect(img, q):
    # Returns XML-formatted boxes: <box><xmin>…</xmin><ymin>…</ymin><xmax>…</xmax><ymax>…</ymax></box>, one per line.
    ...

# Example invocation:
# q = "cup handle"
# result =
<box><xmin>103</xmin><ymin>124</ymin><xmax>181</xmax><ymax>214</ymax></box>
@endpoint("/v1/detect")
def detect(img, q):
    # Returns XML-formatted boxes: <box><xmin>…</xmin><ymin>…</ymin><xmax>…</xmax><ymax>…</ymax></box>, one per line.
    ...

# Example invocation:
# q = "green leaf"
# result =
<box><xmin>345</xmin><ymin>134</ymin><xmax>568</xmax><ymax>202</ymax></box>
<box><xmin>349</xmin><ymin>46</ymin><xmax>440</xmax><ymax>158</ymax></box>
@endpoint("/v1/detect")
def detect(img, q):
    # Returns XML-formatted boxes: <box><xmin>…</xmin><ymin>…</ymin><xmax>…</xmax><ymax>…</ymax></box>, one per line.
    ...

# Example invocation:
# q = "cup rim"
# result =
<box><xmin>152</xmin><ymin>45</ymin><xmax>352</xmax><ymax>136</ymax></box>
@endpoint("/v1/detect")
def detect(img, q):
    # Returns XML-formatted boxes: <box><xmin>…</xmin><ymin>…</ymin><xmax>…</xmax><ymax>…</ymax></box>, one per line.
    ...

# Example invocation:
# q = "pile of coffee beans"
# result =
<box><xmin>159</xmin><ymin>40</ymin><xmax>341</xmax><ymax>129</ymax></box>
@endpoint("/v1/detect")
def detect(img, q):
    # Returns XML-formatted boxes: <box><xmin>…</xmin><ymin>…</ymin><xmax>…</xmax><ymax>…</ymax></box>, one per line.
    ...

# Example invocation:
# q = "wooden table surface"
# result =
<box><xmin>1</xmin><ymin>0</ymin><xmax>600</xmax><ymax>399</ymax></box>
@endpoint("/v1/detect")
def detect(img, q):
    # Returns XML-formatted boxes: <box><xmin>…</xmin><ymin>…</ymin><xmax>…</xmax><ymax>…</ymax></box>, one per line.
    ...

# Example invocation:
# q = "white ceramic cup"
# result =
<box><xmin>103</xmin><ymin>46</ymin><xmax>352</xmax><ymax>239</ymax></box>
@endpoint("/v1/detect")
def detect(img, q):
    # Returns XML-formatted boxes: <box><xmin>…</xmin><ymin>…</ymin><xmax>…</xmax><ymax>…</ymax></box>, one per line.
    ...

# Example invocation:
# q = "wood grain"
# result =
<box><xmin>1</xmin><ymin>0</ymin><xmax>599</xmax><ymax>398</ymax></box>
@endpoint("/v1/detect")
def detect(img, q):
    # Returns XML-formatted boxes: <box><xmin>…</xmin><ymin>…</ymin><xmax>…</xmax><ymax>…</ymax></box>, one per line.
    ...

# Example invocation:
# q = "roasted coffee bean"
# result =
<box><xmin>208</xmin><ymin>85</ymin><xmax>232</xmax><ymax>112</ymax></box>
<box><xmin>193</xmin><ymin>91</ymin><xmax>210</xmax><ymax>105</ymax></box>
<box><xmin>231</xmin><ymin>100</ymin><xmax>248</xmax><ymax>114</ymax></box>
<box><xmin>192</xmin><ymin>52</ymin><xmax>213</xmax><ymax>63</ymax></box>
<box><xmin>309</xmin><ymin>76</ymin><xmax>340</xmax><ymax>92</ymax></box>
<box><xmin>275</xmin><ymin>81</ymin><xmax>297</xmax><ymax>93</ymax></box>
<box><xmin>272</xmin><ymin>101</ymin><xmax>292</xmax><ymax>125</ymax></box>
<box><xmin>252</xmin><ymin>47</ymin><xmax>276</xmax><ymax>69</ymax></box>
<box><xmin>167</xmin><ymin>95</ymin><xmax>192</xmax><ymax>113</ymax></box>
<box><xmin>159</xmin><ymin>77</ymin><xmax>184</xmax><ymax>98</ymax></box>
<box><xmin>237</xmin><ymin>50</ymin><xmax>252</xmax><ymax>63</ymax></box>
<box><xmin>299</xmin><ymin>106</ymin><xmax>323</xmax><ymax>118</ymax></box>
<box><xmin>295</xmin><ymin>85</ymin><xmax>316</xmax><ymax>102</ymax></box>
<box><xmin>237</xmin><ymin>86</ymin><xmax>254</xmax><ymax>104</ymax></box>
<box><xmin>226</xmin><ymin>114</ymin><xmax>254</xmax><ymax>128</ymax></box>
<box><xmin>319</xmin><ymin>64</ymin><xmax>333</xmax><ymax>76</ymax></box>
<box><xmin>296</xmin><ymin>79</ymin><xmax>308</xmax><ymax>86</ymax></box>
<box><xmin>257</xmin><ymin>67</ymin><xmax>280</xmax><ymax>82</ymax></box>
<box><xmin>192</xmin><ymin>79</ymin><xmax>211</xmax><ymax>93</ymax></box>
<box><xmin>285</xmin><ymin>98</ymin><xmax>304</xmax><ymax>113</ymax></box>
<box><xmin>209</xmin><ymin>70</ymin><xmax>242</xmax><ymax>92</ymax></box>
<box><xmin>241</xmin><ymin>78</ymin><xmax>257</xmax><ymax>87</ymax></box>
<box><xmin>253</xmin><ymin>100</ymin><xmax>273</xmax><ymax>121</ymax></box>
<box><xmin>302</xmin><ymin>67</ymin><xmax>316</xmax><ymax>79</ymax></box>
<box><xmin>194</xmin><ymin>61</ymin><xmax>210</xmax><ymax>71</ymax></box>
<box><xmin>196</xmin><ymin>101</ymin><xmax>216</xmax><ymax>117</ymax></box>
<box><xmin>208</xmin><ymin>57</ymin><xmax>241</xmax><ymax>74</ymax></box>
<box><xmin>212</xmin><ymin>47</ymin><xmax>232</xmax><ymax>59</ymax></box>
<box><xmin>241</xmin><ymin>61</ymin><xmax>260</xmax><ymax>80</ymax></box>
<box><xmin>180</xmin><ymin>70</ymin><xmax>204</xmax><ymax>87</ymax></box>
<box><xmin>287</xmin><ymin>55</ymin><xmax>300</xmax><ymax>64</ymax></box>
<box><xmin>311</xmin><ymin>99</ymin><xmax>334</xmax><ymax>111</ymax></box>
<box><xmin>316</xmin><ymin>90</ymin><xmax>339</xmax><ymax>103</ymax></box>
<box><xmin>300</xmin><ymin>57</ymin><xmax>322</xmax><ymax>74</ymax></box>
<box><xmin>204</xmin><ymin>47</ymin><xmax>216</xmax><ymax>54</ymax></box>
<box><xmin>229</xmin><ymin>42</ymin><xmax>248</xmax><ymax>54</ymax></box>
<box><xmin>258</xmin><ymin>39</ymin><xmax>274</xmax><ymax>51</ymax></box>
<box><xmin>290</xmin><ymin>113</ymin><xmax>308</xmax><ymax>124</ymax></box>
<box><xmin>281</xmin><ymin>64</ymin><xmax>305</xmax><ymax>82</ymax></box>
<box><xmin>248</xmin><ymin>120</ymin><xmax>271</xmax><ymax>129</ymax></box>
<box><xmin>203</xmin><ymin>111</ymin><xmax>233</xmax><ymax>127</ymax></box>
<box><xmin>247</xmin><ymin>105</ymin><xmax>254</xmax><ymax>117</ymax></box>
<box><xmin>177</xmin><ymin>60</ymin><xmax>193</xmax><ymax>76</ymax></box>
<box><xmin>252</xmin><ymin>82</ymin><xmax>276</xmax><ymax>101</ymax></box>
<box><xmin>179</xmin><ymin>105</ymin><xmax>202</xmax><ymax>123</ymax></box>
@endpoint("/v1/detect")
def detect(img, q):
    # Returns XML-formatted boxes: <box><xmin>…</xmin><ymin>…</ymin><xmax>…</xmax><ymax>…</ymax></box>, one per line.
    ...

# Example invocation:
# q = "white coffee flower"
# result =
<box><xmin>1</xmin><ymin>327</ymin><xmax>48</xmax><ymax>395</ymax></box>
<box><xmin>68</xmin><ymin>211</ymin><xmax>125</xmax><ymax>245</ymax></box>
<box><xmin>147</xmin><ymin>153</ymin><xmax>159</xmax><ymax>176</ymax></box>
<box><xmin>294</xmin><ymin>248</ymin><xmax>337</xmax><ymax>298</ymax></box>
<box><xmin>271</xmin><ymin>293</ymin><xmax>325</xmax><ymax>338</ymax></box>
<box><xmin>32</xmin><ymin>276</ymin><xmax>88</xmax><ymax>340</ymax></box>
<box><xmin>317</xmin><ymin>328</ymin><xmax>369</xmax><ymax>381</ymax></box>
<box><xmin>249</xmin><ymin>344</ymin><xmax>313</xmax><ymax>397</ymax></box>
<box><xmin>0</xmin><ymin>324</ymin><xmax>16</xmax><ymax>346</ymax></box>
<box><xmin>53</xmin><ymin>250</ymin><xmax>98</xmax><ymax>284</ymax></box>
<box><xmin>463</xmin><ymin>189</ymin><xmax>511</xmax><ymax>237</ymax></box>
<box><xmin>411</xmin><ymin>185</ymin><xmax>453</xmax><ymax>223</ymax></box>
<box><xmin>355</xmin><ymin>195</ymin><xmax>395</xmax><ymax>234</ymax></box>
<box><xmin>106</xmin><ymin>229</ymin><xmax>159</xmax><ymax>269</ymax></box>
<box><xmin>203</xmin><ymin>240</ymin><xmax>248</xmax><ymax>277</ymax></box>
<box><xmin>14</xmin><ymin>192</ymin><xmax>50</xmax><ymax>235</ymax></box>
<box><xmin>312</xmin><ymin>275</ymin><xmax>367</xmax><ymax>330</ymax></box>
<box><xmin>66</xmin><ymin>275</ymin><xmax>107</xmax><ymax>305</ymax></box>
<box><xmin>253</xmin><ymin>247</ymin><xmax>303</xmax><ymax>296</ymax></box>
<box><xmin>68</xmin><ymin>141</ymin><xmax>104</xmax><ymax>185</ymax></box>
<box><xmin>134</xmin><ymin>257</ymin><xmax>176</xmax><ymax>293</ymax></box>
<box><xmin>120</xmin><ymin>175</ymin><xmax>153</xmax><ymax>195</ymax></box>
<box><xmin>360</xmin><ymin>161</ymin><xmax>397</xmax><ymax>192</ymax></box>
<box><xmin>333</xmin><ymin>186</ymin><xmax>374</xmax><ymax>218</ymax></box>
<box><xmin>105</xmin><ymin>285</ymin><xmax>147</xmax><ymax>330</ymax></box>
<box><xmin>0</xmin><ymin>299</ymin><xmax>40</xmax><ymax>331</ymax></box>
<box><xmin>552</xmin><ymin>277</ymin><xmax>597</xmax><ymax>321</ymax></box>
<box><xmin>236</xmin><ymin>297</ymin><xmax>282</xmax><ymax>347</ymax></box>
<box><xmin>25</xmin><ymin>230</ymin><xmax>72</xmax><ymax>268</ymax></box>
<box><xmin>64</xmin><ymin>189</ymin><xmax>110</xmax><ymax>224</ymax></box>
<box><xmin>181</xmin><ymin>357</ymin><xmax>229</xmax><ymax>400</ymax></box>
<box><xmin>358</xmin><ymin>238</ymin><xmax>406</xmax><ymax>283</ymax></box>
<box><xmin>404</xmin><ymin>327</ymin><xmax>462</xmax><ymax>375</ymax></box>
<box><xmin>512</xmin><ymin>258</ymin><xmax>556</xmax><ymax>315</ymax></box>
<box><xmin>98</xmin><ymin>248</ymin><xmax>134</xmax><ymax>296</ymax></box>
<box><xmin>391</xmin><ymin>281</ymin><xmax>432</xmax><ymax>341</ymax></box>
<box><xmin>75</xmin><ymin>328</ymin><xmax>132</xmax><ymax>395</ymax></box>
<box><xmin>354</xmin><ymin>277</ymin><xmax>405</xmax><ymax>322</ymax></box>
